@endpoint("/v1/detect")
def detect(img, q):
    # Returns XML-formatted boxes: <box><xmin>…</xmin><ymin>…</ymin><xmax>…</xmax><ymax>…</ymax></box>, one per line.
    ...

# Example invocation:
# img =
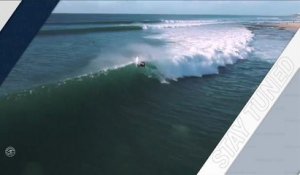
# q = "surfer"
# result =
<box><xmin>135</xmin><ymin>56</ymin><xmax>146</xmax><ymax>68</ymax></box>
<box><xmin>138</xmin><ymin>61</ymin><xmax>146</xmax><ymax>67</ymax></box>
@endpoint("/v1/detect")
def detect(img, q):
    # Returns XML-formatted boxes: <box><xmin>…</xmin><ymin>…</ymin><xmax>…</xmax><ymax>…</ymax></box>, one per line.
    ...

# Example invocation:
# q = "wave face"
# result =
<box><xmin>138</xmin><ymin>24</ymin><xmax>254</xmax><ymax>80</ymax></box>
<box><xmin>0</xmin><ymin>57</ymin><xmax>271</xmax><ymax>175</ymax></box>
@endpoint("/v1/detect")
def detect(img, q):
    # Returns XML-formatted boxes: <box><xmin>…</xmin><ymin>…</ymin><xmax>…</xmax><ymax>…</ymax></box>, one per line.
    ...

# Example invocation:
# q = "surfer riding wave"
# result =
<box><xmin>135</xmin><ymin>56</ymin><xmax>146</xmax><ymax>68</ymax></box>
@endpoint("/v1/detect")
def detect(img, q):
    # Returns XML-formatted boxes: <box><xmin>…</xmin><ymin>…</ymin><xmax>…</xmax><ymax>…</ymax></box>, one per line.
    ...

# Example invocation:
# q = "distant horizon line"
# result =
<box><xmin>52</xmin><ymin>12</ymin><xmax>294</xmax><ymax>17</ymax></box>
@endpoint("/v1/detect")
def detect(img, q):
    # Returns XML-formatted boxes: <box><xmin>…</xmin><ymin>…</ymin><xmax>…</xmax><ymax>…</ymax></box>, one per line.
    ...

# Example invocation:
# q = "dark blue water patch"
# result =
<box><xmin>0</xmin><ymin>59</ymin><xmax>272</xmax><ymax>175</ymax></box>
<box><xmin>39</xmin><ymin>25</ymin><xmax>144</xmax><ymax>36</ymax></box>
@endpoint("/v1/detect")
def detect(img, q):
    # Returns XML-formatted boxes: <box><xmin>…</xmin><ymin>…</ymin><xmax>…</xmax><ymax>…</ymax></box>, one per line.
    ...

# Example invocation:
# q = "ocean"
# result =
<box><xmin>0</xmin><ymin>14</ymin><xmax>297</xmax><ymax>174</ymax></box>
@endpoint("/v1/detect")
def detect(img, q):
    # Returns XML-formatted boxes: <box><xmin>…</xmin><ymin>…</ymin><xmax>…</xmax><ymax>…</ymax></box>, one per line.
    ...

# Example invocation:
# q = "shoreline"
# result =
<box><xmin>275</xmin><ymin>22</ymin><xmax>300</xmax><ymax>31</ymax></box>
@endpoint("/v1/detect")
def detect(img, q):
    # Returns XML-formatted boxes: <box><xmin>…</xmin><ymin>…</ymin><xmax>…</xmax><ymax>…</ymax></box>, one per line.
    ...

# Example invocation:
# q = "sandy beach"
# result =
<box><xmin>276</xmin><ymin>22</ymin><xmax>300</xmax><ymax>31</ymax></box>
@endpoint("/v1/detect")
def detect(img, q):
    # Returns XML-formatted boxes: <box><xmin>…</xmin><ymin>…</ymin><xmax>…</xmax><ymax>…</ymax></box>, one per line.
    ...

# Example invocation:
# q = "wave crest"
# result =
<box><xmin>142</xmin><ymin>20</ymin><xmax>220</xmax><ymax>30</ymax></box>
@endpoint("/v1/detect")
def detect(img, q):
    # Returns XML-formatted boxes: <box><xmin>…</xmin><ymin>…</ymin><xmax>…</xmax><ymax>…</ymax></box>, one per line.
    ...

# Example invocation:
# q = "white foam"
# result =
<box><xmin>142</xmin><ymin>20</ymin><xmax>220</xmax><ymax>30</ymax></box>
<box><xmin>85</xmin><ymin>21</ymin><xmax>254</xmax><ymax>82</ymax></box>
<box><xmin>144</xmin><ymin>25</ymin><xmax>254</xmax><ymax>80</ymax></box>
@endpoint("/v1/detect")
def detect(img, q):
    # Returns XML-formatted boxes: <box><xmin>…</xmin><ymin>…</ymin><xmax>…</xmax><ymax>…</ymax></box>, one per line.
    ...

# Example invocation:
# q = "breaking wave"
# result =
<box><xmin>142</xmin><ymin>20</ymin><xmax>221</xmax><ymax>29</ymax></box>
<box><xmin>39</xmin><ymin>19</ymin><xmax>254</xmax><ymax>83</ymax></box>
<box><xmin>136</xmin><ymin>25</ymin><xmax>254</xmax><ymax>80</ymax></box>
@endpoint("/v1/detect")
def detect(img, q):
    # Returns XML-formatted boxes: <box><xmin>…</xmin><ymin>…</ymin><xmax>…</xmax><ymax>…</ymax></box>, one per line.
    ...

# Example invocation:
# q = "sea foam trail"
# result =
<box><xmin>142</xmin><ymin>25</ymin><xmax>254</xmax><ymax>80</ymax></box>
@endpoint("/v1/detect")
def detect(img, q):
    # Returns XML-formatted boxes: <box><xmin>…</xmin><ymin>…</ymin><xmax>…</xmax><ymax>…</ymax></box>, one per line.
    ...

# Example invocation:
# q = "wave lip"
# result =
<box><xmin>142</xmin><ymin>20</ymin><xmax>220</xmax><ymax>30</ymax></box>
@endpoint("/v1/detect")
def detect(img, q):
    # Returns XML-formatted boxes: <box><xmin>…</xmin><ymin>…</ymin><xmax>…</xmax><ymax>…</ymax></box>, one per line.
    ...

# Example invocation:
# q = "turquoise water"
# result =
<box><xmin>0</xmin><ymin>14</ymin><xmax>296</xmax><ymax>174</ymax></box>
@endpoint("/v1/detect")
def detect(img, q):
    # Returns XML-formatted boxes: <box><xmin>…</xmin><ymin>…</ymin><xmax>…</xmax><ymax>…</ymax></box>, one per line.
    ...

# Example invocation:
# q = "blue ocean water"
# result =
<box><xmin>0</xmin><ymin>14</ymin><xmax>297</xmax><ymax>174</ymax></box>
